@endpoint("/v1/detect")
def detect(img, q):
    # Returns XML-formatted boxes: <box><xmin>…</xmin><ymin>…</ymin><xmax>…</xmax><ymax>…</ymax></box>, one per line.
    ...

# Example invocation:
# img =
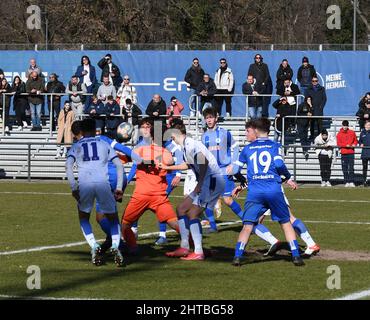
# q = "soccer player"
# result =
<box><xmin>121</xmin><ymin>118</ymin><xmax>179</xmax><ymax>253</ymax></box>
<box><xmin>232</xmin><ymin>118</ymin><xmax>305</xmax><ymax>266</ymax></box>
<box><xmin>160</xmin><ymin>118</ymin><xmax>225</xmax><ymax>261</ymax></box>
<box><xmin>65</xmin><ymin>118</ymin><xmax>125</xmax><ymax>267</ymax></box>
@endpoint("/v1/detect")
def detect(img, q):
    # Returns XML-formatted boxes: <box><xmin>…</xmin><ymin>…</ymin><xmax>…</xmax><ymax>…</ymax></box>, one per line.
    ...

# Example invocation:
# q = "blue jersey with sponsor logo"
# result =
<box><xmin>237</xmin><ymin>137</ymin><xmax>291</xmax><ymax>194</ymax></box>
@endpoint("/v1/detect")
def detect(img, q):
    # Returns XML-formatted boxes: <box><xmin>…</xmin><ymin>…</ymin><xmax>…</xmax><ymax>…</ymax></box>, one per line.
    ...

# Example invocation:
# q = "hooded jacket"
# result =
<box><xmin>214</xmin><ymin>66</ymin><xmax>234</xmax><ymax>92</ymax></box>
<box><xmin>305</xmin><ymin>84</ymin><xmax>327</xmax><ymax>116</ymax></box>
<box><xmin>248</xmin><ymin>61</ymin><xmax>271</xmax><ymax>89</ymax></box>
<box><xmin>297</xmin><ymin>64</ymin><xmax>317</xmax><ymax>87</ymax></box>
<box><xmin>336</xmin><ymin>128</ymin><xmax>358</xmax><ymax>155</ymax></box>
<box><xmin>314</xmin><ymin>133</ymin><xmax>336</xmax><ymax>158</ymax></box>
<box><xmin>276</xmin><ymin>63</ymin><xmax>294</xmax><ymax>87</ymax></box>
<box><xmin>184</xmin><ymin>65</ymin><xmax>205</xmax><ymax>90</ymax></box>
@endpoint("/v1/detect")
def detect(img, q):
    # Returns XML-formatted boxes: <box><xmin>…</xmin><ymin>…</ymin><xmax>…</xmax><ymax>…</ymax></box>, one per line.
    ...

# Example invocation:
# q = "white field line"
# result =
<box><xmin>0</xmin><ymin>294</ymin><xmax>108</xmax><ymax>300</ymax></box>
<box><xmin>334</xmin><ymin>289</ymin><xmax>370</xmax><ymax>300</ymax></box>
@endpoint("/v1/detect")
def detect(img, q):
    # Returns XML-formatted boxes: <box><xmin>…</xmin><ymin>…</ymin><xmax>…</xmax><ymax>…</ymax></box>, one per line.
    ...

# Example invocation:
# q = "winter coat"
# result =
<box><xmin>297</xmin><ymin>64</ymin><xmax>317</xmax><ymax>87</ymax></box>
<box><xmin>359</xmin><ymin>129</ymin><xmax>370</xmax><ymax>159</ymax></box>
<box><xmin>247</xmin><ymin>62</ymin><xmax>271</xmax><ymax>91</ymax></box>
<box><xmin>297</xmin><ymin>102</ymin><xmax>313</xmax><ymax>127</ymax></box>
<box><xmin>97</xmin><ymin>58</ymin><xmax>121</xmax><ymax>87</ymax></box>
<box><xmin>25</xmin><ymin>76</ymin><xmax>44</xmax><ymax>105</ymax></box>
<box><xmin>305</xmin><ymin>85</ymin><xmax>327</xmax><ymax>116</ymax></box>
<box><xmin>57</xmin><ymin>109</ymin><xmax>74</xmax><ymax>144</ymax></box>
<box><xmin>276</xmin><ymin>81</ymin><xmax>300</xmax><ymax>98</ymax></box>
<box><xmin>46</xmin><ymin>80</ymin><xmax>65</xmax><ymax>102</ymax></box>
<box><xmin>85</xmin><ymin>101</ymin><xmax>107</xmax><ymax>130</ymax></box>
<box><xmin>314</xmin><ymin>133</ymin><xmax>336</xmax><ymax>158</ymax></box>
<box><xmin>0</xmin><ymin>82</ymin><xmax>12</xmax><ymax>108</ymax></box>
<box><xmin>196</xmin><ymin>79</ymin><xmax>217</xmax><ymax>104</ymax></box>
<box><xmin>276</xmin><ymin>64</ymin><xmax>294</xmax><ymax>87</ymax></box>
<box><xmin>214</xmin><ymin>67</ymin><xmax>234</xmax><ymax>92</ymax></box>
<box><xmin>117</xmin><ymin>84</ymin><xmax>137</xmax><ymax>107</ymax></box>
<box><xmin>106</xmin><ymin>101</ymin><xmax>122</xmax><ymax>129</ymax></box>
<box><xmin>66</xmin><ymin>80</ymin><xmax>87</xmax><ymax>104</ymax></box>
<box><xmin>97</xmin><ymin>83</ymin><xmax>116</xmax><ymax>104</ymax></box>
<box><xmin>146</xmin><ymin>99</ymin><xmax>167</xmax><ymax>118</ymax></box>
<box><xmin>242</xmin><ymin>81</ymin><xmax>263</xmax><ymax>107</ymax></box>
<box><xmin>184</xmin><ymin>65</ymin><xmax>205</xmax><ymax>90</ymax></box>
<box><xmin>336</xmin><ymin>128</ymin><xmax>358</xmax><ymax>155</ymax></box>
<box><xmin>75</xmin><ymin>65</ymin><xmax>97</xmax><ymax>87</ymax></box>
<box><xmin>356</xmin><ymin>106</ymin><xmax>370</xmax><ymax>129</ymax></box>
<box><xmin>123</xmin><ymin>103</ymin><xmax>142</xmax><ymax>126</ymax></box>
<box><xmin>272</xmin><ymin>99</ymin><xmax>296</xmax><ymax>132</ymax></box>
<box><xmin>12</xmin><ymin>82</ymin><xmax>28</xmax><ymax>108</ymax></box>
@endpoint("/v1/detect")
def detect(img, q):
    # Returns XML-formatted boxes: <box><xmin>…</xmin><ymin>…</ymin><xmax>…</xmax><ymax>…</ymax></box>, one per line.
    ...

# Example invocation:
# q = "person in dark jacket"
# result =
<box><xmin>123</xmin><ymin>98</ymin><xmax>142</xmax><ymax>126</ymax></box>
<box><xmin>146</xmin><ymin>94</ymin><xmax>166</xmax><ymax>123</ymax></box>
<box><xmin>0</xmin><ymin>78</ymin><xmax>12</xmax><ymax>133</ymax></box>
<box><xmin>356</xmin><ymin>98</ymin><xmax>370</xmax><ymax>130</ymax></box>
<box><xmin>105</xmin><ymin>95</ymin><xmax>122</xmax><ymax>139</ymax></box>
<box><xmin>85</xmin><ymin>95</ymin><xmax>107</xmax><ymax>133</ymax></box>
<box><xmin>97</xmin><ymin>53</ymin><xmax>121</xmax><ymax>89</ymax></box>
<box><xmin>359</xmin><ymin>120</ymin><xmax>370</xmax><ymax>186</ymax></box>
<box><xmin>276</xmin><ymin>77</ymin><xmax>300</xmax><ymax>98</ymax></box>
<box><xmin>46</xmin><ymin>73</ymin><xmax>65</xmax><ymax>131</ymax></box>
<box><xmin>75</xmin><ymin>55</ymin><xmax>97</xmax><ymax>108</ymax></box>
<box><xmin>305</xmin><ymin>76</ymin><xmax>327</xmax><ymax>139</ymax></box>
<box><xmin>272</xmin><ymin>97</ymin><xmax>296</xmax><ymax>143</ymax></box>
<box><xmin>184</xmin><ymin>57</ymin><xmax>205</xmax><ymax>113</ymax></box>
<box><xmin>25</xmin><ymin>71</ymin><xmax>44</xmax><ymax>131</ymax></box>
<box><xmin>242</xmin><ymin>74</ymin><xmax>263</xmax><ymax>119</ymax></box>
<box><xmin>358</xmin><ymin>92</ymin><xmax>370</xmax><ymax>110</ymax></box>
<box><xmin>297</xmin><ymin>56</ymin><xmax>317</xmax><ymax>96</ymax></box>
<box><xmin>297</xmin><ymin>96</ymin><xmax>314</xmax><ymax>159</ymax></box>
<box><xmin>196</xmin><ymin>74</ymin><xmax>217</xmax><ymax>111</ymax></box>
<box><xmin>248</xmin><ymin>53</ymin><xmax>272</xmax><ymax>117</ymax></box>
<box><xmin>11</xmin><ymin>76</ymin><xmax>29</xmax><ymax>130</ymax></box>
<box><xmin>276</xmin><ymin>59</ymin><xmax>294</xmax><ymax>88</ymax></box>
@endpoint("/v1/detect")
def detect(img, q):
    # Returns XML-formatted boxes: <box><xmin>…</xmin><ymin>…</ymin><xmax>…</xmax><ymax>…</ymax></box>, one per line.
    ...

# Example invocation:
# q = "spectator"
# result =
<box><xmin>297</xmin><ymin>96</ymin><xmax>313</xmax><ymax>160</ymax></box>
<box><xmin>276</xmin><ymin>59</ymin><xmax>293</xmax><ymax>88</ymax></box>
<box><xmin>336</xmin><ymin>120</ymin><xmax>358</xmax><ymax>187</ymax></box>
<box><xmin>75</xmin><ymin>55</ymin><xmax>97</xmax><ymax>108</ymax></box>
<box><xmin>166</xmin><ymin>96</ymin><xmax>184</xmax><ymax>127</ymax></box>
<box><xmin>0</xmin><ymin>68</ymin><xmax>4</xmax><ymax>78</ymax></box>
<box><xmin>314</xmin><ymin>129</ymin><xmax>336</xmax><ymax>187</ymax></box>
<box><xmin>123</xmin><ymin>98</ymin><xmax>142</xmax><ymax>144</ymax></box>
<box><xmin>242</xmin><ymin>74</ymin><xmax>263</xmax><ymax>119</ymax></box>
<box><xmin>46</xmin><ymin>73</ymin><xmax>65</xmax><ymax>131</ymax></box>
<box><xmin>184</xmin><ymin>57</ymin><xmax>205</xmax><ymax>115</ymax></box>
<box><xmin>356</xmin><ymin>97</ymin><xmax>370</xmax><ymax>130</ymax></box>
<box><xmin>272</xmin><ymin>96</ymin><xmax>296</xmax><ymax>143</ymax></box>
<box><xmin>146</xmin><ymin>94</ymin><xmax>166</xmax><ymax>122</ymax></box>
<box><xmin>196</xmin><ymin>73</ymin><xmax>217</xmax><ymax>112</ymax></box>
<box><xmin>297</xmin><ymin>56</ymin><xmax>317</xmax><ymax>96</ymax></box>
<box><xmin>276</xmin><ymin>76</ymin><xmax>300</xmax><ymax>99</ymax></box>
<box><xmin>25</xmin><ymin>58</ymin><xmax>43</xmax><ymax>79</ymax></box>
<box><xmin>97</xmin><ymin>53</ymin><xmax>121</xmax><ymax>89</ymax></box>
<box><xmin>97</xmin><ymin>75</ymin><xmax>116</xmax><ymax>105</ymax></box>
<box><xmin>11</xmin><ymin>76</ymin><xmax>28</xmax><ymax>130</ymax></box>
<box><xmin>105</xmin><ymin>95</ymin><xmax>122</xmax><ymax>139</ymax></box>
<box><xmin>26</xmin><ymin>71</ymin><xmax>44</xmax><ymax>131</ymax></box>
<box><xmin>116</xmin><ymin>75</ymin><xmax>137</xmax><ymax>111</ymax></box>
<box><xmin>0</xmin><ymin>78</ymin><xmax>12</xmax><ymax>134</ymax></box>
<box><xmin>248</xmin><ymin>53</ymin><xmax>272</xmax><ymax>117</ymax></box>
<box><xmin>359</xmin><ymin>120</ymin><xmax>370</xmax><ymax>186</ymax></box>
<box><xmin>358</xmin><ymin>92</ymin><xmax>370</xmax><ymax>110</ymax></box>
<box><xmin>214</xmin><ymin>58</ymin><xmax>234</xmax><ymax>117</ymax></box>
<box><xmin>85</xmin><ymin>95</ymin><xmax>107</xmax><ymax>132</ymax></box>
<box><xmin>56</xmin><ymin>101</ymin><xmax>74</xmax><ymax>158</ymax></box>
<box><xmin>65</xmin><ymin>75</ymin><xmax>87</xmax><ymax>118</ymax></box>
<box><xmin>305</xmin><ymin>76</ymin><xmax>327</xmax><ymax>139</ymax></box>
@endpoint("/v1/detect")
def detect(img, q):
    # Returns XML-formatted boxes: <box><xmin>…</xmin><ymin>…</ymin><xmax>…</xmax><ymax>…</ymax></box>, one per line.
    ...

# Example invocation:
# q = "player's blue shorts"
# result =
<box><xmin>166</xmin><ymin>173</ymin><xmax>176</xmax><ymax>195</ymax></box>
<box><xmin>242</xmin><ymin>191</ymin><xmax>290</xmax><ymax>224</ymax></box>
<box><xmin>223</xmin><ymin>175</ymin><xmax>235</xmax><ymax>197</ymax></box>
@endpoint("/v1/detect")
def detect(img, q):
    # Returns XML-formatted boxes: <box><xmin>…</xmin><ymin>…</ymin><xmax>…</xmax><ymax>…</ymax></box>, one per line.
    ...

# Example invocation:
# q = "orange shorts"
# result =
<box><xmin>122</xmin><ymin>193</ymin><xmax>177</xmax><ymax>225</ymax></box>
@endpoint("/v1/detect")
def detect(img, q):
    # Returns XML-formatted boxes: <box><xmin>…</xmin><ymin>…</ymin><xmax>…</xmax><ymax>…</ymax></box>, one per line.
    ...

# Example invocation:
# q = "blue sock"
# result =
<box><xmin>229</xmin><ymin>201</ymin><xmax>243</xmax><ymax>219</ymax></box>
<box><xmin>254</xmin><ymin>224</ymin><xmax>270</xmax><ymax>234</ymax></box>
<box><xmin>292</xmin><ymin>219</ymin><xmax>308</xmax><ymax>236</ymax></box>
<box><xmin>289</xmin><ymin>240</ymin><xmax>300</xmax><ymax>257</ymax></box>
<box><xmin>132</xmin><ymin>221</ymin><xmax>138</xmax><ymax>228</ymax></box>
<box><xmin>80</xmin><ymin>219</ymin><xmax>93</xmax><ymax>235</ymax></box>
<box><xmin>234</xmin><ymin>241</ymin><xmax>246</xmax><ymax>258</ymax></box>
<box><xmin>205</xmin><ymin>208</ymin><xmax>217</xmax><ymax>230</ymax></box>
<box><xmin>159</xmin><ymin>222</ymin><xmax>167</xmax><ymax>232</ymax></box>
<box><xmin>98</xmin><ymin>217</ymin><xmax>111</xmax><ymax>237</ymax></box>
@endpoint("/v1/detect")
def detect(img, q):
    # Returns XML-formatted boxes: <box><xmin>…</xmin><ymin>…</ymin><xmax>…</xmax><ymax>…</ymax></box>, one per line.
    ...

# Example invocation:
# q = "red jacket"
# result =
<box><xmin>336</xmin><ymin>128</ymin><xmax>358</xmax><ymax>155</ymax></box>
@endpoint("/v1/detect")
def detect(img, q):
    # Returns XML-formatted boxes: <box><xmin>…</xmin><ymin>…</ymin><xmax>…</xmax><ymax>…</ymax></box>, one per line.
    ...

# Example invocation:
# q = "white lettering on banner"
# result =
<box><xmin>325</xmin><ymin>73</ymin><xmax>346</xmax><ymax>90</ymax></box>
<box><xmin>163</xmin><ymin>78</ymin><xmax>190</xmax><ymax>92</ymax></box>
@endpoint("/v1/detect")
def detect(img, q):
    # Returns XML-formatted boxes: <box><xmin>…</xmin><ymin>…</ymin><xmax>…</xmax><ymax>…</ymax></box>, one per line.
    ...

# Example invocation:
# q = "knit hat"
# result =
<box><xmin>302</xmin><ymin>56</ymin><xmax>309</xmax><ymax>63</ymax></box>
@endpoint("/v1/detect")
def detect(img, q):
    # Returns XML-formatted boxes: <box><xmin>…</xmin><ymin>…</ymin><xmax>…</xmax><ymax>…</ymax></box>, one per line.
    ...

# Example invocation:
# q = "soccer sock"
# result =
<box><xmin>178</xmin><ymin>216</ymin><xmax>190</xmax><ymax>249</ymax></box>
<box><xmin>80</xmin><ymin>219</ymin><xmax>97</xmax><ymax>249</ymax></box>
<box><xmin>110</xmin><ymin>219</ymin><xmax>121</xmax><ymax>249</ymax></box>
<box><xmin>131</xmin><ymin>220</ymin><xmax>138</xmax><ymax>234</ymax></box>
<box><xmin>98</xmin><ymin>217</ymin><xmax>111</xmax><ymax>237</ymax></box>
<box><xmin>205</xmin><ymin>208</ymin><xmax>217</xmax><ymax>230</ymax></box>
<box><xmin>158</xmin><ymin>222</ymin><xmax>167</xmax><ymax>238</ymax></box>
<box><xmin>292</xmin><ymin>219</ymin><xmax>316</xmax><ymax>247</ymax></box>
<box><xmin>289</xmin><ymin>240</ymin><xmax>300</xmax><ymax>257</ymax></box>
<box><xmin>252</xmin><ymin>224</ymin><xmax>279</xmax><ymax>246</ymax></box>
<box><xmin>123</xmin><ymin>227</ymin><xmax>137</xmax><ymax>249</ymax></box>
<box><xmin>189</xmin><ymin>219</ymin><xmax>203</xmax><ymax>255</ymax></box>
<box><xmin>234</xmin><ymin>241</ymin><xmax>247</xmax><ymax>258</ymax></box>
<box><xmin>229</xmin><ymin>200</ymin><xmax>243</xmax><ymax>219</ymax></box>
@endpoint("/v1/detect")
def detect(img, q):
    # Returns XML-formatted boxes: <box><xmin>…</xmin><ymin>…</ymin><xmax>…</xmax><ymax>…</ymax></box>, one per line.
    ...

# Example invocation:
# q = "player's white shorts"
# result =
<box><xmin>184</xmin><ymin>170</ymin><xmax>197</xmax><ymax>196</ymax></box>
<box><xmin>78</xmin><ymin>182</ymin><xmax>116</xmax><ymax>214</ymax></box>
<box><xmin>262</xmin><ymin>187</ymin><xmax>290</xmax><ymax>216</ymax></box>
<box><xmin>189</xmin><ymin>174</ymin><xmax>225</xmax><ymax>210</ymax></box>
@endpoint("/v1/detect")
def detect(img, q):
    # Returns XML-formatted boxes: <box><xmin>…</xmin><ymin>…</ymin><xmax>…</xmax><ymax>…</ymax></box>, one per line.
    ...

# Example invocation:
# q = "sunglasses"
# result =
<box><xmin>220</xmin><ymin>61</ymin><xmax>226</xmax><ymax>64</ymax></box>
<box><xmin>124</xmin><ymin>78</ymin><xmax>130</xmax><ymax>80</ymax></box>
<box><xmin>312</xmin><ymin>80</ymin><xmax>318</xmax><ymax>83</ymax></box>
<box><xmin>255</xmin><ymin>57</ymin><xmax>261</xmax><ymax>59</ymax></box>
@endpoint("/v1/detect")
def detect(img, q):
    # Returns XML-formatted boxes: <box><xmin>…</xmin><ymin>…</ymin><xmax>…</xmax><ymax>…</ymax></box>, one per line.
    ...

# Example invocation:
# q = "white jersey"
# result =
<box><xmin>67</xmin><ymin>136</ymin><xmax>118</xmax><ymax>185</ymax></box>
<box><xmin>183</xmin><ymin>137</ymin><xmax>221</xmax><ymax>180</ymax></box>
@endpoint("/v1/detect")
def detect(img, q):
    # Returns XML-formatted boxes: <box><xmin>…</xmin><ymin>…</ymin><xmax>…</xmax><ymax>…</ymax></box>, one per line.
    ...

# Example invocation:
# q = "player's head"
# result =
<box><xmin>169</xmin><ymin>118</ymin><xmax>186</xmax><ymax>145</ymax></box>
<box><xmin>71</xmin><ymin>120</ymin><xmax>83</xmax><ymax>140</ymax></box>
<box><xmin>245</xmin><ymin>120</ymin><xmax>257</xmax><ymax>142</ymax></box>
<box><xmin>81</xmin><ymin>118</ymin><xmax>96</xmax><ymax>137</ymax></box>
<box><xmin>138</xmin><ymin>117</ymin><xmax>154</xmax><ymax>140</ymax></box>
<box><xmin>203</xmin><ymin>107</ymin><xmax>218</xmax><ymax>129</ymax></box>
<box><xmin>254</xmin><ymin>118</ymin><xmax>271</xmax><ymax>137</ymax></box>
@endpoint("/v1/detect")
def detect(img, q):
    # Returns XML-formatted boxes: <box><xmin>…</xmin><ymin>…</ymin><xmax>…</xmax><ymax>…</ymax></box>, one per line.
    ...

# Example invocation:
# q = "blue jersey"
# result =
<box><xmin>236</xmin><ymin>138</ymin><xmax>291</xmax><ymax>194</ymax></box>
<box><xmin>202</xmin><ymin>126</ymin><xmax>238</xmax><ymax>175</ymax></box>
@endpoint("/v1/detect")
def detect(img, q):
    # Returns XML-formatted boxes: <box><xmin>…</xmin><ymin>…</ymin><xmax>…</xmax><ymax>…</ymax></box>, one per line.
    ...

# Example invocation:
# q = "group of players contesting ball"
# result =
<box><xmin>65</xmin><ymin>106</ymin><xmax>320</xmax><ymax>268</ymax></box>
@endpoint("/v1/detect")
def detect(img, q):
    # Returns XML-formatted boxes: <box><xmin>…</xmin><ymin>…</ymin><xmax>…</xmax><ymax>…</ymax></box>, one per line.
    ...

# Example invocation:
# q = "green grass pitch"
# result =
<box><xmin>0</xmin><ymin>182</ymin><xmax>369</xmax><ymax>300</ymax></box>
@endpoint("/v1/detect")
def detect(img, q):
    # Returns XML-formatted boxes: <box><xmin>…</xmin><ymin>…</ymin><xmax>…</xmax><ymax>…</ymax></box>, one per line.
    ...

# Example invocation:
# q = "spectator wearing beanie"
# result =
<box><xmin>314</xmin><ymin>129</ymin><xmax>336</xmax><ymax>187</ymax></box>
<box><xmin>336</xmin><ymin>120</ymin><xmax>358</xmax><ymax>187</ymax></box>
<box><xmin>166</xmin><ymin>96</ymin><xmax>184</xmax><ymax>127</ymax></box>
<box><xmin>359</xmin><ymin>120</ymin><xmax>370</xmax><ymax>186</ymax></box>
<box><xmin>297</xmin><ymin>56</ymin><xmax>317</xmax><ymax>96</ymax></box>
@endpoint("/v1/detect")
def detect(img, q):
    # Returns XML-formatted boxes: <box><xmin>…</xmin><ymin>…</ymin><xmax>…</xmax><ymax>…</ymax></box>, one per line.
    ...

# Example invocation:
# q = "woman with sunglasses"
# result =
<box><xmin>116</xmin><ymin>75</ymin><xmax>138</xmax><ymax>113</ymax></box>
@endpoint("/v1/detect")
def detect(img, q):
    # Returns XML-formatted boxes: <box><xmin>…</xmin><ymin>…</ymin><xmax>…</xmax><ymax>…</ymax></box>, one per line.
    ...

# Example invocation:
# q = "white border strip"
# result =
<box><xmin>0</xmin><ymin>294</ymin><xmax>108</xmax><ymax>300</ymax></box>
<box><xmin>334</xmin><ymin>289</ymin><xmax>370</xmax><ymax>300</ymax></box>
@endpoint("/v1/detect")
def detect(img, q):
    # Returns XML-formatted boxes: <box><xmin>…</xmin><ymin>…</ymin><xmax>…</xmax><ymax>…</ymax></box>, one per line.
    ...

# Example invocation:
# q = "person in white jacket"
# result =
<box><xmin>116</xmin><ymin>75</ymin><xmax>137</xmax><ymax>113</ymax></box>
<box><xmin>214</xmin><ymin>58</ymin><xmax>234</xmax><ymax>117</ymax></box>
<box><xmin>314</xmin><ymin>129</ymin><xmax>336</xmax><ymax>187</ymax></box>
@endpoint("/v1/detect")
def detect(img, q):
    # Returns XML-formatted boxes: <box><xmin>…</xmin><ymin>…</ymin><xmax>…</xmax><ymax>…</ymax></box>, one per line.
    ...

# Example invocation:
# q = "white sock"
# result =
<box><xmin>159</xmin><ymin>231</ymin><xmax>166</xmax><ymax>238</ymax></box>
<box><xmin>111</xmin><ymin>224</ymin><xmax>121</xmax><ymax>248</ymax></box>
<box><xmin>178</xmin><ymin>218</ymin><xmax>190</xmax><ymax>249</ymax></box>
<box><xmin>300</xmin><ymin>231</ymin><xmax>316</xmax><ymax>247</ymax></box>
<box><xmin>81</xmin><ymin>229</ymin><xmax>97</xmax><ymax>249</ymax></box>
<box><xmin>131</xmin><ymin>226</ymin><xmax>138</xmax><ymax>235</ymax></box>
<box><xmin>255</xmin><ymin>228</ymin><xmax>279</xmax><ymax>246</ymax></box>
<box><xmin>190</xmin><ymin>222</ymin><xmax>203</xmax><ymax>254</ymax></box>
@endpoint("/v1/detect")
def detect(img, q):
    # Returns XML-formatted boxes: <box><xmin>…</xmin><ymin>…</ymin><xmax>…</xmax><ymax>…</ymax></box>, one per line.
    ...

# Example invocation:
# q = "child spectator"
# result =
<box><xmin>105</xmin><ymin>95</ymin><xmax>122</xmax><ymax>139</ymax></box>
<box><xmin>85</xmin><ymin>95</ymin><xmax>107</xmax><ymax>133</ymax></box>
<box><xmin>56</xmin><ymin>101</ymin><xmax>74</xmax><ymax>158</ymax></box>
<box><xmin>359</xmin><ymin>120</ymin><xmax>370</xmax><ymax>186</ymax></box>
<box><xmin>166</xmin><ymin>96</ymin><xmax>184</xmax><ymax>127</ymax></box>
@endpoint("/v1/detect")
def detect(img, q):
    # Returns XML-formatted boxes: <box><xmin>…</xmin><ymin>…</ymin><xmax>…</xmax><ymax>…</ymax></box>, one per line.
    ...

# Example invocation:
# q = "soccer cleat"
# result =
<box><xmin>100</xmin><ymin>237</ymin><xmax>112</xmax><ymax>254</ymax></box>
<box><xmin>154</xmin><ymin>236</ymin><xmax>168</xmax><ymax>246</ymax></box>
<box><xmin>165</xmin><ymin>247</ymin><xmax>189</xmax><ymax>258</ymax></box>
<box><xmin>200</xmin><ymin>219</ymin><xmax>210</xmax><ymax>227</ymax></box>
<box><xmin>232</xmin><ymin>256</ymin><xmax>245</xmax><ymax>266</ymax></box>
<box><xmin>292</xmin><ymin>256</ymin><xmax>305</xmax><ymax>266</ymax></box>
<box><xmin>304</xmin><ymin>152</ymin><xmax>309</xmax><ymax>161</ymax></box>
<box><xmin>264</xmin><ymin>241</ymin><xmax>282</xmax><ymax>256</ymax></box>
<box><xmin>304</xmin><ymin>244</ymin><xmax>321</xmax><ymax>256</ymax></box>
<box><xmin>111</xmin><ymin>246</ymin><xmax>126</xmax><ymax>267</ymax></box>
<box><xmin>180</xmin><ymin>252</ymin><xmax>205</xmax><ymax>261</ymax></box>
<box><xmin>91</xmin><ymin>244</ymin><xmax>103</xmax><ymax>266</ymax></box>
